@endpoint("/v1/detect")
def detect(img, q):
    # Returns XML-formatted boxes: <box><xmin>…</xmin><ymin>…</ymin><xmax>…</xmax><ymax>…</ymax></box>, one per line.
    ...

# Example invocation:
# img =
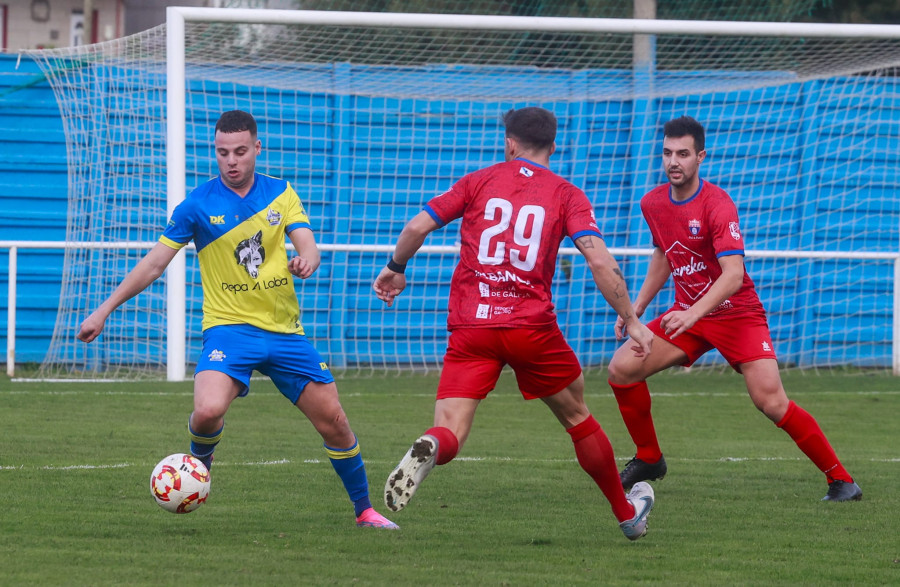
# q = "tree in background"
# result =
<box><xmin>809</xmin><ymin>0</ymin><xmax>900</xmax><ymax>24</ymax></box>
<box><xmin>210</xmin><ymin>1</ymin><xmax>875</xmax><ymax>70</ymax></box>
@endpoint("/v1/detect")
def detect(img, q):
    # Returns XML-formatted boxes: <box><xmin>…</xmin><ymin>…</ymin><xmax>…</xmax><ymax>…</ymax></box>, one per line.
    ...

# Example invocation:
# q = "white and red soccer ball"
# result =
<box><xmin>149</xmin><ymin>453</ymin><xmax>210</xmax><ymax>513</ymax></box>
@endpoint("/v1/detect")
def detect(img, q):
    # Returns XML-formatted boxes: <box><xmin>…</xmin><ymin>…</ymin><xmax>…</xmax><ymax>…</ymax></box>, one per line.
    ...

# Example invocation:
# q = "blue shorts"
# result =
<box><xmin>195</xmin><ymin>324</ymin><xmax>335</xmax><ymax>403</ymax></box>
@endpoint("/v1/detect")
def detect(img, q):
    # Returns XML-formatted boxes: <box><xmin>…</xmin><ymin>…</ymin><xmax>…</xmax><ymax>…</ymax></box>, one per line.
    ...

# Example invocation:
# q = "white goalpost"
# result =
<box><xmin>24</xmin><ymin>8</ymin><xmax>900</xmax><ymax>380</ymax></box>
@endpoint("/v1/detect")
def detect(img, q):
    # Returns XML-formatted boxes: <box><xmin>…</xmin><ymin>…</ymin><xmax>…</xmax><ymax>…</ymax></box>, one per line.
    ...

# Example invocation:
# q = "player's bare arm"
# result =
<box><xmin>632</xmin><ymin>248</ymin><xmax>673</xmax><ymax>316</ymax></box>
<box><xmin>77</xmin><ymin>242</ymin><xmax>179</xmax><ymax>343</ymax></box>
<box><xmin>575</xmin><ymin>235</ymin><xmax>653</xmax><ymax>356</ymax></box>
<box><xmin>614</xmin><ymin>247</ymin><xmax>672</xmax><ymax>339</ymax></box>
<box><xmin>660</xmin><ymin>253</ymin><xmax>744</xmax><ymax>338</ymax></box>
<box><xmin>287</xmin><ymin>226</ymin><xmax>320</xmax><ymax>279</ymax></box>
<box><xmin>373</xmin><ymin>210</ymin><xmax>440</xmax><ymax>307</ymax></box>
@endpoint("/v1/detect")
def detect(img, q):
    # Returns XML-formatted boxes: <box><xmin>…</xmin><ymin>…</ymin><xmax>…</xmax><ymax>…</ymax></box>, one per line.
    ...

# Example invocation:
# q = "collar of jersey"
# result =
<box><xmin>668</xmin><ymin>178</ymin><xmax>704</xmax><ymax>205</ymax></box>
<box><xmin>216</xmin><ymin>172</ymin><xmax>259</xmax><ymax>199</ymax></box>
<box><xmin>515</xmin><ymin>157</ymin><xmax>548</xmax><ymax>170</ymax></box>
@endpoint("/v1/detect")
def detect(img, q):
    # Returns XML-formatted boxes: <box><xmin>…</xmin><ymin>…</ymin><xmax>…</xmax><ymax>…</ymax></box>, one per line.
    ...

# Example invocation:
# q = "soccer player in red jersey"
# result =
<box><xmin>373</xmin><ymin>107</ymin><xmax>657</xmax><ymax>540</ymax></box>
<box><xmin>607</xmin><ymin>115</ymin><xmax>862</xmax><ymax>502</ymax></box>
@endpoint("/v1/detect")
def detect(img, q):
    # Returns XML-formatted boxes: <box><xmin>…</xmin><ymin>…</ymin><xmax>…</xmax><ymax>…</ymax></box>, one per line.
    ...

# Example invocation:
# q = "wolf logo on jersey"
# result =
<box><xmin>235</xmin><ymin>230</ymin><xmax>265</xmax><ymax>278</ymax></box>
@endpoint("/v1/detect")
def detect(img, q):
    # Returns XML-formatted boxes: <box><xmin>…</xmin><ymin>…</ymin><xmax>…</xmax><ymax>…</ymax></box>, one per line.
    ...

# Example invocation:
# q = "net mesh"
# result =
<box><xmin>24</xmin><ymin>10</ymin><xmax>900</xmax><ymax>378</ymax></box>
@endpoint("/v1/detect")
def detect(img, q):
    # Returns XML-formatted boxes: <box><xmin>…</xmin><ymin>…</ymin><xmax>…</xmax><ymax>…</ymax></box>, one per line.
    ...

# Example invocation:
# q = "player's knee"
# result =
<box><xmin>330</xmin><ymin>408</ymin><xmax>350</xmax><ymax>431</ymax></box>
<box><xmin>751</xmin><ymin>392</ymin><xmax>789</xmax><ymax>421</ymax></box>
<box><xmin>316</xmin><ymin>408</ymin><xmax>354</xmax><ymax>444</ymax></box>
<box><xmin>190</xmin><ymin>408</ymin><xmax>224</xmax><ymax>432</ymax></box>
<box><xmin>607</xmin><ymin>358</ymin><xmax>640</xmax><ymax>386</ymax></box>
<box><xmin>543</xmin><ymin>390</ymin><xmax>589</xmax><ymax>428</ymax></box>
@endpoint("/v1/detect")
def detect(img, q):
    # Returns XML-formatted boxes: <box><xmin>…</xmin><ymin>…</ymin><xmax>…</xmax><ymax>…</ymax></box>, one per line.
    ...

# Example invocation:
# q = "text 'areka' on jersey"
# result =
<box><xmin>159</xmin><ymin>173</ymin><xmax>312</xmax><ymax>333</ymax></box>
<box><xmin>425</xmin><ymin>158</ymin><xmax>603</xmax><ymax>330</ymax></box>
<box><xmin>641</xmin><ymin>178</ymin><xmax>765</xmax><ymax>318</ymax></box>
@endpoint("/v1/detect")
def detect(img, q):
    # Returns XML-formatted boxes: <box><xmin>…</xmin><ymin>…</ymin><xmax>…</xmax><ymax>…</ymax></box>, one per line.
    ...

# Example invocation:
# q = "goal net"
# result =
<box><xmin>25</xmin><ymin>9</ymin><xmax>900</xmax><ymax>379</ymax></box>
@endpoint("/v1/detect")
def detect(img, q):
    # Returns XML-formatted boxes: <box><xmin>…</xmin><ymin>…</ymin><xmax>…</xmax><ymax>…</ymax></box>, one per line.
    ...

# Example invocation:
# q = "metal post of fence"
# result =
<box><xmin>894</xmin><ymin>256</ymin><xmax>900</xmax><ymax>376</ymax></box>
<box><xmin>6</xmin><ymin>246</ymin><xmax>16</xmax><ymax>377</ymax></box>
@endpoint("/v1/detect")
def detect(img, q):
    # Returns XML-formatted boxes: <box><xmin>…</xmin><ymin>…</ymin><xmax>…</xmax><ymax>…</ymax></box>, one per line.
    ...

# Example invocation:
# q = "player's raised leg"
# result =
<box><xmin>384</xmin><ymin>433</ymin><xmax>439</xmax><ymax>512</ymax></box>
<box><xmin>385</xmin><ymin>398</ymin><xmax>473</xmax><ymax>512</ymax></box>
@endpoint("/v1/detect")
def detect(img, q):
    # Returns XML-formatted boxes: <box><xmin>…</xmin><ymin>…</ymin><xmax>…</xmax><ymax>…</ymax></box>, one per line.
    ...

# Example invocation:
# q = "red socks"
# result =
<box><xmin>609</xmin><ymin>380</ymin><xmax>663</xmax><ymax>464</ymax></box>
<box><xmin>610</xmin><ymin>382</ymin><xmax>852</xmax><ymax>484</ymax></box>
<box><xmin>566</xmin><ymin>416</ymin><xmax>635</xmax><ymax>523</ymax></box>
<box><xmin>424</xmin><ymin>426</ymin><xmax>459</xmax><ymax>465</ymax></box>
<box><xmin>425</xmin><ymin>421</ymin><xmax>634</xmax><ymax>522</ymax></box>
<box><xmin>776</xmin><ymin>401</ymin><xmax>852</xmax><ymax>483</ymax></box>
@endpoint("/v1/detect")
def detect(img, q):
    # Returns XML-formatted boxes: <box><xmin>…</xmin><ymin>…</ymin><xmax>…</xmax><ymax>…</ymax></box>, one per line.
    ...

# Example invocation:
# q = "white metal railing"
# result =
<box><xmin>3</xmin><ymin>240</ymin><xmax>900</xmax><ymax>378</ymax></box>
<box><xmin>3</xmin><ymin>240</ymin><xmax>162</xmax><ymax>378</ymax></box>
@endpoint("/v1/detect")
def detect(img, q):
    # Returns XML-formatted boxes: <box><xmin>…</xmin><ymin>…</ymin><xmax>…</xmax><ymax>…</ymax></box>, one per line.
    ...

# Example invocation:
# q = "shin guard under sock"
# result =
<box><xmin>567</xmin><ymin>416</ymin><xmax>634</xmax><ymax>523</ymax></box>
<box><xmin>325</xmin><ymin>438</ymin><xmax>372</xmax><ymax>516</ymax></box>
<box><xmin>609</xmin><ymin>380</ymin><xmax>663</xmax><ymax>463</ymax></box>
<box><xmin>188</xmin><ymin>416</ymin><xmax>223</xmax><ymax>471</ymax></box>
<box><xmin>776</xmin><ymin>401</ymin><xmax>852</xmax><ymax>484</ymax></box>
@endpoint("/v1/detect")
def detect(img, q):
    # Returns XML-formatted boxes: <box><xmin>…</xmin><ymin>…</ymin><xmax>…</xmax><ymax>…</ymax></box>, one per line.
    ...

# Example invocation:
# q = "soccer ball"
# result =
<box><xmin>150</xmin><ymin>453</ymin><xmax>210</xmax><ymax>514</ymax></box>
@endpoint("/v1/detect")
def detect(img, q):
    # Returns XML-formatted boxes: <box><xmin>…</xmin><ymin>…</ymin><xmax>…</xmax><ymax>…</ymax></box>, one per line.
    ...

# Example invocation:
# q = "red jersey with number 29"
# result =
<box><xmin>640</xmin><ymin>179</ymin><xmax>765</xmax><ymax>319</ymax></box>
<box><xmin>425</xmin><ymin>158</ymin><xmax>603</xmax><ymax>330</ymax></box>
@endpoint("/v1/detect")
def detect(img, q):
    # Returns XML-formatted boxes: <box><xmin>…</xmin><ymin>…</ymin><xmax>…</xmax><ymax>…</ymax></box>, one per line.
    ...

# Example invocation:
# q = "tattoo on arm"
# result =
<box><xmin>576</xmin><ymin>236</ymin><xmax>630</xmax><ymax>304</ymax></box>
<box><xmin>575</xmin><ymin>235</ymin><xmax>595</xmax><ymax>249</ymax></box>
<box><xmin>612</xmin><ymin>268</ymin><xmax>627</xmax><ymax>299</ymax></box>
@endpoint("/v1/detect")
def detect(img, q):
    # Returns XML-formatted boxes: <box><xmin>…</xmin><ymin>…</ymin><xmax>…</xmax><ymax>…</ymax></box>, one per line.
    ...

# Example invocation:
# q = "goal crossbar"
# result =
<box><xmin>167</xmin><ymin>8</ymin><xmax>900</xmax><ymax>39</ymax></box>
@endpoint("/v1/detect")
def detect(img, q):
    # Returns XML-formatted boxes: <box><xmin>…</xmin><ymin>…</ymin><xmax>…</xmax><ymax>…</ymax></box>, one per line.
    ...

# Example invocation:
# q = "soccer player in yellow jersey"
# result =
<box><xmin>78</xmin><ymin>110</ymin><xmax>398</xmax><ymax>529</ymax></box>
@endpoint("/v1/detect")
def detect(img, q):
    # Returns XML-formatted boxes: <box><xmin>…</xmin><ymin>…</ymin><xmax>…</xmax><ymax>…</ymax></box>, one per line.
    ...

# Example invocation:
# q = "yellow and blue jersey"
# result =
<box><xmin>160</xmin><ymin>173</ymin><xmax>311</xmax><ymax>334</ymax></box>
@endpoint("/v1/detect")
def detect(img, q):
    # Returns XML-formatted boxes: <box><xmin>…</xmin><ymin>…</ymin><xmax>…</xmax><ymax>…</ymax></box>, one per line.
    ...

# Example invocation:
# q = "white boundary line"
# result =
<box><xmin>2</xmin><ymin>455</ymin><xmax>898</xmax><ymax>473</ymax></box>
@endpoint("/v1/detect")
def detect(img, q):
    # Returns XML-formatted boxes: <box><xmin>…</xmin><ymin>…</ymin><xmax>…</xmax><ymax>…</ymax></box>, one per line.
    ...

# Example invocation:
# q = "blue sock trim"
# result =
<box><xmin>325</xmin><ymin>438</ymin><xmax>370</xmax><ymax>514</ymax></box>
<box><xmin>189</xmin><ymin>417</ymin><xmax>223</xmax><ymax>460</ymax></box>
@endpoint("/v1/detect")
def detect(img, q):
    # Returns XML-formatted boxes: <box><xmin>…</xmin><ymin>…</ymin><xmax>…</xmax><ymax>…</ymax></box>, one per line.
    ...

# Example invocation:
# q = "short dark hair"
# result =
<box><xmin>502</xmin><ymin>107</ymin><xmax>557</xmax><ymax>151</ymax></box>
<box><xmin>215</xmin><ymin>110</ymin><xmax>257</xmax><ymax>138</ymax></box>
<box><xmin>663</xmin><ymin>116</ymin><xmax>705</xmax><ymax>152</ymax></box>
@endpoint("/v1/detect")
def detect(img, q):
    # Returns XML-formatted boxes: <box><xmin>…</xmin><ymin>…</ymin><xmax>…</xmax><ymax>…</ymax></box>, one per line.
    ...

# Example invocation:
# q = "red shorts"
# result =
<box><xmin>648</xmin><ymin>310</ymin><xmax>777</xmax><ymax>372</ymax></box>
<box><xmin>436</xmin><ymin>325</ymin><xmax>582</xmax><ymax>400</ymax></box>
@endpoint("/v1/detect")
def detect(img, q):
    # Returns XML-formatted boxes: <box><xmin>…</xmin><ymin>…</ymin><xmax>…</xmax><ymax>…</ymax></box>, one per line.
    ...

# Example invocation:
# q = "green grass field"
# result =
<box><xmin>1</xmin><ymin>369</ymin><xmax>898</xmax><ymax>585</ymax></box>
